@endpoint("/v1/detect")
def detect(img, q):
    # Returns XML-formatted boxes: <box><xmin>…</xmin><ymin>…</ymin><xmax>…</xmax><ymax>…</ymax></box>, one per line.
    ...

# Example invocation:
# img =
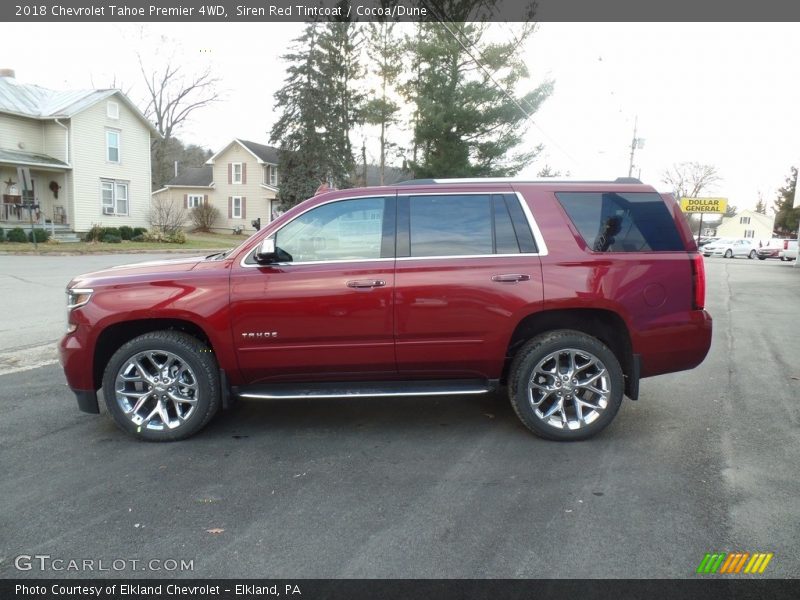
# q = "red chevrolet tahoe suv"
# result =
<box><xmin>60</xmin><ymin>178</ymin><xmax>712</xmax><ymax>442</ymax></box>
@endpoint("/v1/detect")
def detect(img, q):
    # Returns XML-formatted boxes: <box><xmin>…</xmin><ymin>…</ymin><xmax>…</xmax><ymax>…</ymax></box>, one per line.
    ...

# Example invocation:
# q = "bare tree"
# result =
<box><xmin>149</xmin><ymin>196</ymin><xmax>186</xmax><ymax>236</ymax></box>
<box><xmin>661</xmin><ymin>162</ymin><xmax>721</xmax><ymax>199</ymax></box>
<box><xmin>138</xmin><ymin>53</ymin><xmax>221</xmax><ymax>188</ymax></box>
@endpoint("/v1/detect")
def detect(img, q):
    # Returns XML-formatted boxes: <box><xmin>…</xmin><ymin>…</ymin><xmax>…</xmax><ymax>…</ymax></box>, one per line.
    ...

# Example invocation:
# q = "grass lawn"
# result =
<box><xmin>0</xmin><ymin>231</ymin><xmax>254</xmax><ymax>254</ymax></box>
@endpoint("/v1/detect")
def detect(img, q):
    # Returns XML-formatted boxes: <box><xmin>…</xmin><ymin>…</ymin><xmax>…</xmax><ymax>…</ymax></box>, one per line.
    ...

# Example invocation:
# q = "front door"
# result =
<box><xmin>229</xmin><ymin>195</ymin><xmax>396</xmax><ymax>384</ymax></box>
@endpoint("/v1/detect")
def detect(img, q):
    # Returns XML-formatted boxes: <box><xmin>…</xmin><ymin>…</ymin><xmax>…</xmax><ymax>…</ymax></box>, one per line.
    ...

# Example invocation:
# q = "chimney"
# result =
<box><xmin>0</xmin><ymin>69</ymin><xmax>16</xmax><ymax>78</ymax></box>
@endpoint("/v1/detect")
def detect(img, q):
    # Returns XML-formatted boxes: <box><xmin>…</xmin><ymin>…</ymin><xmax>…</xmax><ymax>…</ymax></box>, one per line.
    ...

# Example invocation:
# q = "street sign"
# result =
<box><xmin>680</xmin><ymin>197</ymin><xmax>728</xmax><ymax>214</ymax></box>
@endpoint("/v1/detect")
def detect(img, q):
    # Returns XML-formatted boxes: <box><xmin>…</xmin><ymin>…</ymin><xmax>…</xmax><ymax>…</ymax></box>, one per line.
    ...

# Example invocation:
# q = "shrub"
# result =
<box><xmin>28</xmin><ymin>229</ymin><xmax>51</xmax><ymax>243</ymax></box>
<box><xmin>83</xmin><ymin>224</ymin><xmax>104</xmax><ymax>242</ymax></box>
<box><xmin>149</xmin><ymin>196</ymin><xmax>186</xmax><ymax>235</ymax></box>
<box><xmin>101</xmin><ymin>233</ymin><xmax>122</xmax><ymax>244</ymax></box>
<box><xmin>131</xmin><ymin>234</ymin><xmax>146</xmax><ymax>242</ymax></box>
<box><xmin>0</xmin><ymin>228</ymin><xmax>5</xmax><ymax>242</ymax></box>
<box><xmin>119</xmin><ymin>225</ymin><xmax>134</xmax><ymax>240</ymax></box>
<box><xmin>7</xmin><ymin>228</ymin><xmax>27</xmax><ymax>243</ymax></box>
<box><xmin>142</xmin><ymin>229</ymin><xmax>186</xmax><ymax>244</ymax></box>
<box><xmin>132</xmin><ymin>227</ymin><xmax>148</xmax><ymax>237</ymax></box>
<box><xmin>102</xmin><ymin>226</ymin><xmax>121</xmax><ymax>238</ymax></box>
<box><xmin>189</xmin><ymin>203</ymin><xmax>220</xmax><ymax>232</ymax></box>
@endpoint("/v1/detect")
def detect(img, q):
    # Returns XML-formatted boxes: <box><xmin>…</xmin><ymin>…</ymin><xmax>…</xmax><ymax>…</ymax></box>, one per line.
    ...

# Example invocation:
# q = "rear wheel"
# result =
<box><xmin>508</xmin><ymin>330</ymin><xmax>624</xmax><ymax>441</ymax></box>
<box><xmin>748</xmin><ymin>250</ymin><xmax>756</xmax><ymax>259</ymax></box>
<box><xmin>102</xmin><ymin>331</ymin><xmax>220</xmax><ymax>441</ymax></box>
<box><xmin>724</xmin><ymin>249</ymin><xmax>733</xmax><ymax>258</ymax></box>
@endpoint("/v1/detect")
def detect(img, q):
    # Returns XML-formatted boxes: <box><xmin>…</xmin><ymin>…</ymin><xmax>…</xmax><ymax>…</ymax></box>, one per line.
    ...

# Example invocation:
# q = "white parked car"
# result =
<box><xmin>702</xmin><ymin>237</ymin><xmax>757</xmax><ymax>259</ymax></box>
<box><xmin>780</xmin><ymin>239</ymin><xmax>798</xmax><ymax>261</ymax></box>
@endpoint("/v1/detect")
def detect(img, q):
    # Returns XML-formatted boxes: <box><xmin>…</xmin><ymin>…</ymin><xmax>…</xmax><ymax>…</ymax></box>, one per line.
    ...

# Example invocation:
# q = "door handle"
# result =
<box><xmin>346</xmin><ymin>279</ymin><xmax>386</xmax><ymax>289</ymax></box>
<box><xmin>491</xmin><ymin>274</ymin><xmax>531</xmax><ymax>283</ymax></box>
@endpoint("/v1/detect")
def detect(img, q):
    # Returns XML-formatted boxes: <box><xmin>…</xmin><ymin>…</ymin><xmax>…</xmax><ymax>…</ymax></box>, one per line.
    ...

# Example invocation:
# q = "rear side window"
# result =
<box><xmin>401</xmin><ymin>194</ymin><xmax>537</xmax><ymax>257</ymax></box>
<box><xmin>555</xmin><ymin>192</ymin><xmax>685</xmax><ymax>252</ymax></box>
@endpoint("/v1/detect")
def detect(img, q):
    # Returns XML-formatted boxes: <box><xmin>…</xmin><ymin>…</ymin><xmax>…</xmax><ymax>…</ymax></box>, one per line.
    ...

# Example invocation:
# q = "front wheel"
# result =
<box><xmin>749</xmin><ymin>250</ymin><xmax>757</xmax><ymax>259</ymax></box>
<box><xmin>102</xmin><ymin>331</ymin><xmax>220</xmax><ymax>441</ymax></box>
<box><xmin>508</xmin><ymin>330</ymin><xmax>624</xmax><ymax>441</ymax></box>
<box><xmin>724</xmin><ymin>249</ymin><xmax>733</xmax><ymax>258</ymax></box>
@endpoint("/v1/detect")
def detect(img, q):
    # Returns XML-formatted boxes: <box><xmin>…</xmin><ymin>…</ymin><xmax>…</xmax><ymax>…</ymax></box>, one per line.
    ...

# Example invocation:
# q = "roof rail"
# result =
<box><xmin>396</xmin><ymin>177</ymin><xmax>643</xmax><ymax>185</ymax></box>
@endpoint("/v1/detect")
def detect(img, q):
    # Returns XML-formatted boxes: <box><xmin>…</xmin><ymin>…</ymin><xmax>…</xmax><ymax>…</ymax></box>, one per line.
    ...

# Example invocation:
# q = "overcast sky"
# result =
<box><xmin>5</xmin><ymin>22</ymin><xmax>799</xmax><ymax>211</ymax></box>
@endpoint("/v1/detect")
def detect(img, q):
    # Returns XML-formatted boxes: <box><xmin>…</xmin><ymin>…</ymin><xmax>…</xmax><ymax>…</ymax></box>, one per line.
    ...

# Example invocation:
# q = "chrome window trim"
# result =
<box><xmin>237</xmin><ymin>189</ymin><xmax>549</xmax><ymax>267</ymax></box>
<box><xmin>513</xmin><ymin>191</ymin><xmax>549</xmax><ymax>257</ymax></box>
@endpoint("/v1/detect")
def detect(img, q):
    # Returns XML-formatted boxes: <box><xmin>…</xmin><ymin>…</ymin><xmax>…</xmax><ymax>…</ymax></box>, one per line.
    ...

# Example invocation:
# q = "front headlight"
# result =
<box><xmin>67</xmin><ymin>288</ymin><xmax>93</xmax><ymax>310</ymax></box>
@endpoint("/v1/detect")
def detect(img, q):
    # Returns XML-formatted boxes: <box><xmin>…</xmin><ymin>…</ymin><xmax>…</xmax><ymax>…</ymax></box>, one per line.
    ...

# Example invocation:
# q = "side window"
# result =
<box><xmin>555</xmin><ymin>192</ymin><xmax>685</xmax><ymax>252</ymax></box>
<box><xmin>408</xmin><ymin>194</ymin><xmax>492</xmax><ymax>257</ymax></box>
<box><xmin>274</xmin><ymin>197</ymin><xmax>386</xmax><ymax>263</ymax></box>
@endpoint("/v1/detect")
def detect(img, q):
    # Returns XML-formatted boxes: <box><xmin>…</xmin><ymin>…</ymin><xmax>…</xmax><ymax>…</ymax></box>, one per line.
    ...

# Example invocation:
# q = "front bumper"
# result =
<box><xmin>73</xmin><ymin>389</ymin><xmax>99</xmax><ymax>414</ymax></box>
<box><xmin>59</xmin><ymin>328</ymin><xmax>98</xmax><ymax>413</ymax></box>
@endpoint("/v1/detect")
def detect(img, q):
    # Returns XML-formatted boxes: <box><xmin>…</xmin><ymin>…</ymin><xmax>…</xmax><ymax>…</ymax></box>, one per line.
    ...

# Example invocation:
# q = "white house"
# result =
<box><xmin>0</xmin><ymin>68</ymin><xmax>159</xmax><ymax>233</ymax></box>
<box><xmin>716</xmin><ymin>209</ymin><xmax>775</xmax><ymax>242</ymax></box>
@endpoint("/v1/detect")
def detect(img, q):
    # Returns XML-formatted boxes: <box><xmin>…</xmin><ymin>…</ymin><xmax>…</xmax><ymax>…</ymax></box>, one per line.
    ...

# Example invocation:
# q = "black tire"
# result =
<box><xmin>102</xmin><ymin>331</ymin><xmax>220</xmax><ymax>441</ymax></box>
<box><xmin>724</xmin><ymin>249</ymin><xmax>733</xmax><ymax>258</ymax></box>
<box><xmin>758</xmin><ymin>256</ymin><xmax>766</xmax><ymax>260</ymax></box>
<box><xmin>508</xmin><ymin>330</ymin><xmax>624</xmax><ymax>441</ymax></box>
<box><xmin>748</xmin><ymin>250</ymin><xmax>756</xmax><ymax>259</ymax></box>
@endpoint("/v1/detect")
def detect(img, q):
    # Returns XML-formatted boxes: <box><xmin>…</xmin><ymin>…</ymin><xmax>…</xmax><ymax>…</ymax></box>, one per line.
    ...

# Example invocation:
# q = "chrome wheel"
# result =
<box><xmin>527</xmin><ymin>348</ymin><xmax>610</xmax><ymax>431</ymax></box>
<box><xmin>115</xmin><ymin>349</ymin><xmax>199</xmax><ymax>431</ymax></box>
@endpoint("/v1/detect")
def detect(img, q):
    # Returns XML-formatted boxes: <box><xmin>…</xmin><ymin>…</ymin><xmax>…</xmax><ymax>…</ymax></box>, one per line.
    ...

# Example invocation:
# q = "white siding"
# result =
<box><xmin>0</xmin><ymin>114</ymin><xmax>44</xmax><ymax>154</ymax></box>
<box><xmin>69</xmin><ymin>94</ymin><xmax>153</xmax><ymax>232</ymax></box>
<box><xmin>42</xmin><ymin>119</ymin><xmax>68</xmax><ymax>163</ymax></box>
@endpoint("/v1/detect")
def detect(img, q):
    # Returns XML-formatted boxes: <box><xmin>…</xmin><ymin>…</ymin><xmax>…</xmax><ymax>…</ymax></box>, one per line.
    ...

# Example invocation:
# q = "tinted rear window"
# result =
<box><xmin>555</xmin><ymin>192</ymin><xmax>685</xmax><ymax>252</ymax></box>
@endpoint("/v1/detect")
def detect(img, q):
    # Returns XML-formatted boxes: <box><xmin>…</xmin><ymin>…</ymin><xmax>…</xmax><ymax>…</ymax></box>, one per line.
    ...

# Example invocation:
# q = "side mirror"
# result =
<box><xmin>255</xmin><ymin>238</ymin><xmax>278</xmax><ymax>264</ymax></box>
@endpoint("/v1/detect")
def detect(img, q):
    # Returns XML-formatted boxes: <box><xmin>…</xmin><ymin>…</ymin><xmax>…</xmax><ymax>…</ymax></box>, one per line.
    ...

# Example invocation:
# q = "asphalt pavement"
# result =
<box><xmin>0</xmin><ymin>255</ymin><xmax>798</xmax><ymax>579</ymax></box>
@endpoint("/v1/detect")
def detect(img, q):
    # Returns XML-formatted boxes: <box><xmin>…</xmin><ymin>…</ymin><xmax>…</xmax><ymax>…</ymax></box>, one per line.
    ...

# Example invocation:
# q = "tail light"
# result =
<box><xmin>690</xmin><ymin>254</ymin><xmax>706</xmax><ymax>310</ymax></box>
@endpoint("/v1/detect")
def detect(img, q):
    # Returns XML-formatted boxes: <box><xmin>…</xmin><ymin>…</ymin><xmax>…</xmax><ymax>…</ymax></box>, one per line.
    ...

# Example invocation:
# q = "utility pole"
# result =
<box><xmin>628</xmin><ymin>116</ymin><xmax>645</xmax><ymax>178</ymax></box>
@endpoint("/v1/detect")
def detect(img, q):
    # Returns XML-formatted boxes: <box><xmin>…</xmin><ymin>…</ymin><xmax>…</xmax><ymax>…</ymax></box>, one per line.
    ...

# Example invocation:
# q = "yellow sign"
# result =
<box><xmin>680</xmin><ymin>197</ymin><xmax>728</xmax><ymax>214</ymax></box>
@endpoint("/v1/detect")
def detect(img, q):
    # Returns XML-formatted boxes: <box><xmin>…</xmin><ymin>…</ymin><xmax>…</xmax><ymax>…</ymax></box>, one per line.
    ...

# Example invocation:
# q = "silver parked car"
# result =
<box><xmin>702</xmin><ymin>238</ymin><xmax>757</xmax><ymax>259</ymax></box>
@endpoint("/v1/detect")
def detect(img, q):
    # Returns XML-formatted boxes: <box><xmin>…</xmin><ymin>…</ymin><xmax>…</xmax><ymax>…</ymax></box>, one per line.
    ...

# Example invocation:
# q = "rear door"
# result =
<box><xmin>393</xmin><ymin>190</ymin><xmax>544</xmax><ymax>379</ymax></box>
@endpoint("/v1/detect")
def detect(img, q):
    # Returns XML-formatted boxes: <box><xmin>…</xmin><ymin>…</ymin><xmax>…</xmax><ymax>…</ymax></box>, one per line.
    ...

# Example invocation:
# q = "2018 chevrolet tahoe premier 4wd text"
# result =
<box><xmin>60</xmin><ymin>178</ymin><xmax>712</xmax><ymax>442</ymax></box>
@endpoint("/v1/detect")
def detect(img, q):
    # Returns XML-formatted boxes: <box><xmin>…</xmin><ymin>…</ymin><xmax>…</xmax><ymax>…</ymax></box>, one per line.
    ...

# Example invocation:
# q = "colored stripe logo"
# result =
<box><xmin>696</xmin><ymin>552</ymin><xmax>773</xmax><ymax>574</ymax></box>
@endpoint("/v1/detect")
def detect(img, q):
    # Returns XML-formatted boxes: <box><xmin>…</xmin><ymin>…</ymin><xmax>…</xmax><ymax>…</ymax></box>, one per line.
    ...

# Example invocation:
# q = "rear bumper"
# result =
<box><xmin>639</xmin><ymin>309</ymin><xmax>713</xmax><ymax>378</ymax></box>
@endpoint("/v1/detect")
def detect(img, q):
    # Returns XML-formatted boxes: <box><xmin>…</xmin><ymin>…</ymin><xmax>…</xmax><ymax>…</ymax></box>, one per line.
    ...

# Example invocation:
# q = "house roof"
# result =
<box><xmin>206</xmin><ymin>139</ymin><xmax>279</xmax><ymax>165</ymax></box>
<box><xmin>365</xmin><ymin>164</ymin><xmax>413</xmax><ymax>186</ymax></box>
<box><xmin>0</xmin><ymin>74</ymin><xmax>161</xmax><ymax>138</ymax></box>
<box><xmin>0</xmin><ymin>148</ymin><xmax>70</xmax><ymax>170</ymax></box>
<box><xmin>165</xmin><ymin>165</ymin><xmax>213</xmax><ymax>187</ymax></box>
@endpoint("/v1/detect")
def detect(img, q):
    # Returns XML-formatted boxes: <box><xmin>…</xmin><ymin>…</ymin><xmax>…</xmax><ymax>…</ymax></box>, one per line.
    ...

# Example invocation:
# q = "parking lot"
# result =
<box><xmin>0</xmin><ymin>254</ymin><xmax>798</xmax><ymax>578</ymax></box>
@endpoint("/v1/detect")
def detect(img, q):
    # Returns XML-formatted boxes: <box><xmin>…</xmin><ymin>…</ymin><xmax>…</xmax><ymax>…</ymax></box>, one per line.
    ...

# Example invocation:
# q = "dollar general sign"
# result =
<box><xmin>680</xmin><ymin>197</ymin><xmax>728</xmax><ymax>214</ymax></box>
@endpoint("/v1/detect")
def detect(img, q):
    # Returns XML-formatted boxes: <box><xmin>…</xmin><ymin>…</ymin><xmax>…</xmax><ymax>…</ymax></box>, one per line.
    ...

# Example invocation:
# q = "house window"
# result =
<box><xmin>101</xmin><ymin>180</ymin><xmax>129</xmax><ymax>216</ymax></box>
<box><xmin>107</xmin><ymin>101</ymin><xmax>119</xmax><ymax>119</ymax></box>
<box><xmin>187</xmin><ymin>194</ymin><xmax>204</xmax><ymax>208</ymax></box>
<box><xmin>744</xmin><ymin>229</ymin><xmax>755</xmax><ymax>238</ymax></box>
<box><xmin>106</xmin><ymin>130</ymin><xmax>120</xmax><ymax>163</ymax></box>
<box><xmin>232</xmin><ymin>163</ymin><xmax>242</xmax><ymax>184</ymax></box>
<box><xmin>269</xmin><ymin>165</ymin><xmax>278</xmax><ymax>186</ymax></box>
<box><xmin>739</xmin><ymin>216</ymin><xmax>750</xmax><ymax>224</ymax></box>
<box><xmin>232</xmin><ymin>196</ymin><xmax>243</xmax><ymax>218</ymax></box>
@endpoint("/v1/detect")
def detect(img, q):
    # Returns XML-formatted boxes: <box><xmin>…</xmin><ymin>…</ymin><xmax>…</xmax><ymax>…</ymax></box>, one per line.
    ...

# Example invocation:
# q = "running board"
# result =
<box><xmin>235</xmin><ymin>379</ymin><xmax>498</xmax><ymax>400</ymax></box>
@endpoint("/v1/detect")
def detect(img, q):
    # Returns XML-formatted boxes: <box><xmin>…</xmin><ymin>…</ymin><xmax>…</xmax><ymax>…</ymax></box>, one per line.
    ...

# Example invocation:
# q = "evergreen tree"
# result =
<box><xmin>270</xmin><ymin>21</ymin><xmax>362</xmax><ymax>207</ymax></box>
<box><xmin>362</xmin><ymin>21</ymin><xmax>403</xmax><ymax>186</ymax></box>
<box><xmin>773</xmin><ymin>166</ymin><xmax>799</xmax><ymax>235</ymax></box>
<box><xmin>404</xmin><ymin>20</ymin><xmax>552</xmax><ymax>178</ymax></box>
